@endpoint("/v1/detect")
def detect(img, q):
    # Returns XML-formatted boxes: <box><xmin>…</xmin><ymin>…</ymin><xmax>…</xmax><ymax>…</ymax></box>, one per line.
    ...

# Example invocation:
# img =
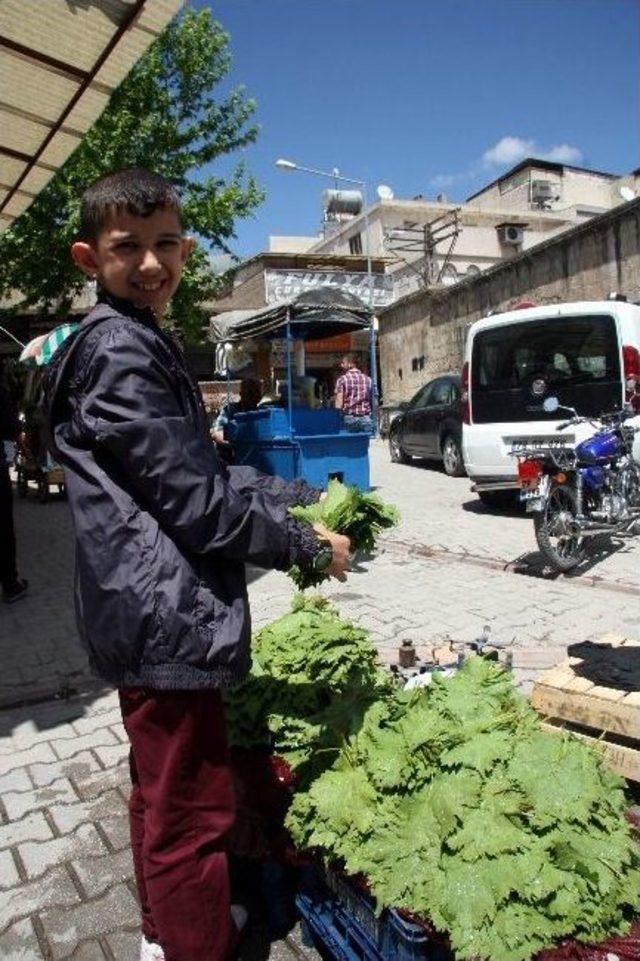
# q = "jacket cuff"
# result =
<box><xmin>285</xmin><ymin>517</ymin><xmax>322</xmax><ymax>571</ymax></box>
<box><xmin>285</xmin><ymin>478</ymin><xmax>323</xmax><ymax>507</ymax></box>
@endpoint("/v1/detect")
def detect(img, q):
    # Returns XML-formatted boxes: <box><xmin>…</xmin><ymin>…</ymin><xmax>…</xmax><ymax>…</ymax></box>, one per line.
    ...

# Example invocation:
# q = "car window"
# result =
<box><xmin>430</xmin><ymin>380</ymin><xmax>452</xmax><ymax>406</ymax></box>
<box><xmin>408</xmin><ymin>383</ymin><xmax>435</xmax><ymax>409</ymax></box>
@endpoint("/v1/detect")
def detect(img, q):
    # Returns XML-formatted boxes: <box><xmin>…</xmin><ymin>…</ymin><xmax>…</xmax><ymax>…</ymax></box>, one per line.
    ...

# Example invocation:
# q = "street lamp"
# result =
<box><xmin>275</xmin><ymin>157</ymin><xmax>379</xmax><ymax>433</ymax></box>
<box><xmin>0</xmin><ymin>325</ymin><xmax>25</xmax><ymax>349</ymax></box>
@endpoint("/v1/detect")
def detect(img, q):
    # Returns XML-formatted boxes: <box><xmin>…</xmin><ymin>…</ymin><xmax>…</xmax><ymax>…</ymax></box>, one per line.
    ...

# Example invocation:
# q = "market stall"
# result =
<box><xmin>210</xmin><ymin>287</ymin><xmax>374</xmax><ymax>490</ymax></box>
<box><xmin>226</xmin><ymin>594</ymin><xmax>640</xmax><ymax>961</ymax></box>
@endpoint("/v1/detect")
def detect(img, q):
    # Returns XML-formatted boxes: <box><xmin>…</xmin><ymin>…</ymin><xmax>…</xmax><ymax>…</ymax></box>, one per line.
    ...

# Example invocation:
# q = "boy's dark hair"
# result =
<box><xmin>78</xmin><ymin>168</ymin><xmax>183</xmax><ymax>241</ymax></box>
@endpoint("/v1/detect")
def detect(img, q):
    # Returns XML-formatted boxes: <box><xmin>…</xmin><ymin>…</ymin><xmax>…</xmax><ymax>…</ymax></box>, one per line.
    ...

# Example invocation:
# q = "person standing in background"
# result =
<box><xmin>210</xmin><ymin>377</ymin><xmax>262</xmax><ymax>446</ymax></box>
<box><xmin>334</xmin><ymin>354</ymin><xmax>373</xmax><ymax>433</ymax></box>
<box><xmin>0</xmin><ymin>368</ymin><xmax>28</xmax><ymax>603</ymax></box>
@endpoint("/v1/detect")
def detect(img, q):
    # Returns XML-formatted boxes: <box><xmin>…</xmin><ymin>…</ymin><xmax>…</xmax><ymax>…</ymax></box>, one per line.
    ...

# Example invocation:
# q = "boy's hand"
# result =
<box><xmin>313</xmin><ymin>523</ymin><xmax>351</xmax><ymax>582</ymax></box>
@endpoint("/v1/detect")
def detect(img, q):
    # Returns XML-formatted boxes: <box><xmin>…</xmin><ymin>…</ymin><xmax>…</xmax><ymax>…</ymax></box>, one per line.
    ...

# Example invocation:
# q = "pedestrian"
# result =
<box><xmin>0</xmin><ymin>367</ymin><xmax>28</xmax><ymax>603</ymax></box>
<box><xmin>210</xmin><ymin>376</ymin><xmax>262</xmax><ymax>446</ymax></box>
<box><xmin>334</xmin><ymin>353</ymin><xmax>374</xmax><ymax>432</ymax></box>
<box><xmin>42</xmin><ymin>167</ymin><xmax>350</xmax><ymax>961</ymax></box>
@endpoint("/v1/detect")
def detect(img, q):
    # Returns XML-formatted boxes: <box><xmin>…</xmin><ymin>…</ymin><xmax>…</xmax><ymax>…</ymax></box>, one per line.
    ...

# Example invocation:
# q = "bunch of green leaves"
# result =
<box><xmin>286</xmin><ymin>657</ymin><xmax>640</xmax><ymax>961</ymax></box>
<box><xmin>224</xmin><ymin>595</ymin><xmax>392</xmax><ymax>786</ymax></box>
<box><xmin>288</xmin><ymin>480</ymin><xmax>399</xmax><ymax>589</ymax></box>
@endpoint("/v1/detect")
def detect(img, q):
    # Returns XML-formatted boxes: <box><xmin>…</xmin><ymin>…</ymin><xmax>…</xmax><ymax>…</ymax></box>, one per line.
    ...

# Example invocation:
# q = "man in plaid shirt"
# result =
<box><xmin>334</xmin><ymin>354</ymin><xmax>373</xmax><ymax>433</ymax></box>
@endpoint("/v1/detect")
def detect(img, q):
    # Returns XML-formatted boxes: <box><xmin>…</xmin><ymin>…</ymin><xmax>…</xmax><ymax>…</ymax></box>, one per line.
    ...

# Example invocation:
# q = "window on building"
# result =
<box><xmin>349</xmin><ymin>233</ymin><xmax>363</xmax><ymax>255</ymax></box>
<box><xmin>398</xmin><ymin>368</ymin><xmax>403</xmax><ymax>380</ymax></box>
<box><xmin>411</xmin><ymin>357</ymin><xmax>418</xmax><ymax>372</ymax></box>
<box><xmin>419</xmin><ymin>356</ymin><xmax>425</xmax><ymax>370</ymax></box>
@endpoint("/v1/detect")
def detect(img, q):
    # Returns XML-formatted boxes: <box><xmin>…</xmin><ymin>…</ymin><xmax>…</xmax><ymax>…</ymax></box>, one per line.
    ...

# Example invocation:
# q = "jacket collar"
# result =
<box><xmin>96</xmin><ymin>287</ymin><xmax>158</xmax><ymax>327</ymax></box>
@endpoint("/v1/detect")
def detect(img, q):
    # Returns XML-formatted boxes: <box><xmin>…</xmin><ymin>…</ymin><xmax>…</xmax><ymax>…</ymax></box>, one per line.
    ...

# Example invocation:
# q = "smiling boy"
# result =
<box><xmin>43</xmin><ymin>169</ymin><xmax>349</xmax><ymax>961</ymax></box>
<box><xmin>72</xmin><ymin>203</ymin><xmax>189</xmax><ymax>314</ymax></box>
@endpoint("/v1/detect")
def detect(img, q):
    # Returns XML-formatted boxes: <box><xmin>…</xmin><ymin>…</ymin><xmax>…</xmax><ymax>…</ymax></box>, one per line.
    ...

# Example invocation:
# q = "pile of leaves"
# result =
<box><xmin>224</xmin><ymin>595</ymin><xmax>392</xmax><ymax>787</ymax></box>
<box><xmin>288</xmin><ymin>480</ymin><xmax>399</xmax><ymax>589</ymax></box>
<box><xmin>286</xmin><ymin>657</ymin><xmax>640</xmax><ymax>961</ymax></box>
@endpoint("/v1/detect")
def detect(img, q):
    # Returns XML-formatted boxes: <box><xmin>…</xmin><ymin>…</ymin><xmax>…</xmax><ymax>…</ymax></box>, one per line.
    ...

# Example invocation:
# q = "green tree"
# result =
<box><xmin>0</xmin><ymin>8</ymin><xmax>262</xmax><ymax>342</ymax></box>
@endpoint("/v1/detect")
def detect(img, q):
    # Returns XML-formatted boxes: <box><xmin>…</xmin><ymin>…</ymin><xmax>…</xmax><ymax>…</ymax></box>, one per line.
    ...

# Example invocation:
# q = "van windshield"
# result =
<box><xmin>471</xmin><ymin>314</ymin><xmax>621</xmax><ymax>424</ymax></box>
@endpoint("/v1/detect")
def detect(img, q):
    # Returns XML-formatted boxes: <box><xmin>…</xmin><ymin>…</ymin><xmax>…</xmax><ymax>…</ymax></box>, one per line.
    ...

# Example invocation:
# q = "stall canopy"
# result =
<box><xmin>209</xmin><ymin>287</ymin><xmax>373</xmax><ymax>344</ymax></box>
<box><xmin>0</xmin><ymin>0</ymin><xmax>184</xmax><ymax>230</ymax></box>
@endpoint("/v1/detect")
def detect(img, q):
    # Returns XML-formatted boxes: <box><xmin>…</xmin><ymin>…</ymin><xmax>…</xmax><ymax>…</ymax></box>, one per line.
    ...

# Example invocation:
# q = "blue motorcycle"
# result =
<box><xmin>513</xmin><ymin>397</ymin><xmax>640</xmax><ymax>572</ymax></box>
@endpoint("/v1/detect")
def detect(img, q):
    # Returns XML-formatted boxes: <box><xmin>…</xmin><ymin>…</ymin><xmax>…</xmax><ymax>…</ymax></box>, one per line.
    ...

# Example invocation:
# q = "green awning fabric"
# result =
<box><xmin>19</xmin><ymin>322</ymin><xmax>78</xmax><ymax>366</ymax></box>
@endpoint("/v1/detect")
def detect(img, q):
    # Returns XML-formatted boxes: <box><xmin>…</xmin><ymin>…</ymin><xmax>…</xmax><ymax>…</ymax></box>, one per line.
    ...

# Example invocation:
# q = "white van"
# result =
<box><xmin>461</xmin><ymin>300</ymin><xmax>640</xmax><ymax>501</ymax></box>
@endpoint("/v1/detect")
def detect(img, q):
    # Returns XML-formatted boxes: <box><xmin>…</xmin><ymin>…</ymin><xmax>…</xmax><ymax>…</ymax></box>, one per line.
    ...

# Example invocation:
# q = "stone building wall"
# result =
<box><xmin>378</xmin><ymin>198</ymin><xmax>640</xmax><ymax>404</ymax></box>
<box><xmin>212</xmin><ymin>262</ymin><xmax>267</xmax><ymax>312</ymax></box>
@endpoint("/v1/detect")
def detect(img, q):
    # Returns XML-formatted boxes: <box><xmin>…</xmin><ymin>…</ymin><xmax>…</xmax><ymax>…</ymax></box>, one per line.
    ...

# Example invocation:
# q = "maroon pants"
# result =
<box><xmin>119</xmin><ymin>689</ymin><xmax>237</xmax><ymax>961</ymax></box>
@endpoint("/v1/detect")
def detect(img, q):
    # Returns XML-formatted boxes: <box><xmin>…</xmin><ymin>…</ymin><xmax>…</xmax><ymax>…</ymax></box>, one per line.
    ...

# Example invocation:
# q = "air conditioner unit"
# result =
<box><xmin>498</xmin><ymin>225</ymin><xmax>524</xmax><ymax>246</ymax></box>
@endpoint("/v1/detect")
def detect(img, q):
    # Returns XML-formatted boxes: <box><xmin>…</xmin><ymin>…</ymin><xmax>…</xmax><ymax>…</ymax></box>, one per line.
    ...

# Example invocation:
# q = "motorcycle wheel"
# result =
<box><xmin>534</xmin><ymin>484</ymin><xmax>584</xmax><ymax>572</ymax></box>
<box><xmin>625</xmin><ymin>465</ymin><xmax>640</xmax><ymax>509</ymax></box>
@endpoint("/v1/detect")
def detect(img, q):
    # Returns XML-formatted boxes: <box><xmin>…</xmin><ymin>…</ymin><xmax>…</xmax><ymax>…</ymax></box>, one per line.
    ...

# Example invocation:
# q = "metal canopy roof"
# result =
<box><xmin>210</xmin><ymin>287</ymin><xmax>373</xmax><ymax>344</ymax></box>
<box><xmin>0</xmin><ymin>0</ymin><xmax>184</xmax><ymax>230</ymax></box>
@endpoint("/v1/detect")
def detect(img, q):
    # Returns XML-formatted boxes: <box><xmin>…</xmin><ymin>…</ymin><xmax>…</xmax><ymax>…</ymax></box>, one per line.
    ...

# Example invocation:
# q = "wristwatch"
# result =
<box><xmin>311</xmin><ymin>539</ymin><xmax>333</xmax><ymax>574</ymax></box>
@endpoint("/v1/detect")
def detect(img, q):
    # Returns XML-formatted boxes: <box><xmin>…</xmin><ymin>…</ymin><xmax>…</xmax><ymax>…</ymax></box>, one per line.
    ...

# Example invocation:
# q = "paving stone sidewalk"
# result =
<box><xmin>1</xmin><ymin>441</ymin><xmax>638</xmax><ymax>958</ymax></box>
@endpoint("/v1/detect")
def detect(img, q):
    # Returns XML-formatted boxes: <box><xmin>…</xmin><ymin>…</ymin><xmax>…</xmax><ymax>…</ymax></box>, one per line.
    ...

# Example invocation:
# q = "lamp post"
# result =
<box><xmin>275</xmin><ymin>157</ymin><xmax>378</xmax><ymax>434</ymax></box>
<box><xmin>0</xmin><ymin>325</ymin><xmax>25</xmax><ymax>349</ymax></box>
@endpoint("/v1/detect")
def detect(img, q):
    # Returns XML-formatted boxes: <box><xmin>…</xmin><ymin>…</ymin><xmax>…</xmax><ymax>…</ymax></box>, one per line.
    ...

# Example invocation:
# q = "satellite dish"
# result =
<box><xmin>620</xmin><ymin>186</ymin><xmax>636</xmax><ymax>202</ymax></box>
<box><xmin>376</xmin><ymin>184</ymin><xmax>394</xmax><ymax>200</ymax></box>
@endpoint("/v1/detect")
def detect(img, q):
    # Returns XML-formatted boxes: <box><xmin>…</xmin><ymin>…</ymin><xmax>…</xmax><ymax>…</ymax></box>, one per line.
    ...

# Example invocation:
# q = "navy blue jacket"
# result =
<box><xmin>43</xmin><ymin>295</ymin><xmax>320</xmax><ymax>690</ymax></box>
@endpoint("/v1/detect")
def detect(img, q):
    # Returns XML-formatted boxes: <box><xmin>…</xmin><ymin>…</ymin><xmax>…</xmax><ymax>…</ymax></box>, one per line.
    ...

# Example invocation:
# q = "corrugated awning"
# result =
<box><xmin>0</xmin><ymin>0</ymin><xmax>184</xmax><ymax>230</ymax></box>
<box><xmin>210</xmin><ymin>287</ymin><xmax>373</xmax><ymax>343</ymax></box>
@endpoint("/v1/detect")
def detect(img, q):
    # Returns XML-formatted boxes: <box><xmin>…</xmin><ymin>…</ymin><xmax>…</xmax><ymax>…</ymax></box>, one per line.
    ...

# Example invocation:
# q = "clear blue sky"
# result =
<box><xmin>192</xmin><ymin>0</ymin><xmax>639</xmax><ymax>260</ymax></box>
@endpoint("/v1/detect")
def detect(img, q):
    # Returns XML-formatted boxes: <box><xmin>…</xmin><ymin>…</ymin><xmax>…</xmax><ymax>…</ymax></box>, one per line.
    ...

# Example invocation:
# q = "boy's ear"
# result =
<box><xmin>71</xmin><ymin>242</ymin><xmax>100</xmax><ymax>279</ymax></box>
<box><xmin>181</xmin><ymin>236</ymin><xmax>196</xmax><ymax>263</ymax></box>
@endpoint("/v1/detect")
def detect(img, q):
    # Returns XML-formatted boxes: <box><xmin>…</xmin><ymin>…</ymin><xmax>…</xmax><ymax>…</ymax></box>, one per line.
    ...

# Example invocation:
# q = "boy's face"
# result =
<box><xmin>71</xmin><ymin>208</ymin><xmax>194</xmax><ymax>318</ymax></box>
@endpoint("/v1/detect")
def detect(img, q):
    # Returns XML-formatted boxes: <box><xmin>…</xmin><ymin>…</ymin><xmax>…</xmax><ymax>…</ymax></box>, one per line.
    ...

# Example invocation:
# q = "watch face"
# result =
<box><xmin>314</xmin><ymin>546</ymin><xmax>333</xmax><ymax>572</ymax></box>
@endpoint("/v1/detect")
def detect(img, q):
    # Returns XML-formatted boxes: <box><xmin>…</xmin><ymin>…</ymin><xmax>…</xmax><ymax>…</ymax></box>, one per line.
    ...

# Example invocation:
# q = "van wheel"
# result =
<box><xmin>441</xmin><ymin>435</ymin><xmax>465</xmax><ymax>477</ymax></box>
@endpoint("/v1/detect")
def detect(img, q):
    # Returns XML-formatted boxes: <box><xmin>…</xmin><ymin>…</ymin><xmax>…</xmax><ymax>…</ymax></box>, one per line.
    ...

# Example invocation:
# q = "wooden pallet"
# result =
<box><xmin>531</xmin><ymin>633</ymin><xmax>640</xmax><ymax>782</ymax></box>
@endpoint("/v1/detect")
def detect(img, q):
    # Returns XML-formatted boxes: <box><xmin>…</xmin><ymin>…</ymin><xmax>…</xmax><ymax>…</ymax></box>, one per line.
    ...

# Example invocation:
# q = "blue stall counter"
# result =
<box><xmin>232</xmin><ymin>407</ymin><xmax>342</xmax><ymax>440</ymax></box>
<box><xmin>230</xmin><ymin>408</ymin><xmax>370</xmax><ymax>491</ymax></box>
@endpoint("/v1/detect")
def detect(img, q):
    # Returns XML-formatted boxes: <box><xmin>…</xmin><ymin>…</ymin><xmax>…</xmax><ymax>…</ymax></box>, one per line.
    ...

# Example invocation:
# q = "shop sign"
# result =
<box><xmin>305</xmin><ymin>333</ymin><xmax>353</xmax><ymax>354</ymax></box>
<box><xmin>264</xmin><ymin>268</ymin><xmax>393</xmax><ymax>309</ymax></box>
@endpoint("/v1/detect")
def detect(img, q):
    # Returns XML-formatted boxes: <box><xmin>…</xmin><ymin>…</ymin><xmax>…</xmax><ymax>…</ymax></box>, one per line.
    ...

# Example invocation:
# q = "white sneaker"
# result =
<box><xmin>140</xmin><ymin>936</ymin><xmax>165</xmax><ymax>961</ymax></box>
<box><xmin>231</xmin><ymin>903</ymin><xmax>248</xmax><ymax>932</ymax></box>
